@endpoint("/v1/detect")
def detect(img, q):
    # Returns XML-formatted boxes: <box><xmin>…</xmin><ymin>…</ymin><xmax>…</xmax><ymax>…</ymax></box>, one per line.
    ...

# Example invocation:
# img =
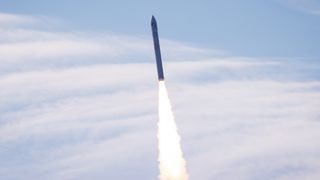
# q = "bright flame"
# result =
<box><xmin>158</xmin><ymin>81</ymin><xmax>188</xmax><ymax>180</ymax></box>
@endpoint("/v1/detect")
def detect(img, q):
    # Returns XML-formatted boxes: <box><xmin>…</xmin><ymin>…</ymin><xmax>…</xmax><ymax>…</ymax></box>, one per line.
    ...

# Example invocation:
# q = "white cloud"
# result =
<box><xmin>0</xmin><ymin>27</ymin><xmax>226</xmax><ymax>74</ymax></box>
<box><xmin>0</xmin><ymin>12</ymin><xmax>37</xmax><ymax>25</ymax></box>
<box><xmin>0</xmin><ymin>12</ymin><xmax>319</xmax><ymax>180</ymax></box>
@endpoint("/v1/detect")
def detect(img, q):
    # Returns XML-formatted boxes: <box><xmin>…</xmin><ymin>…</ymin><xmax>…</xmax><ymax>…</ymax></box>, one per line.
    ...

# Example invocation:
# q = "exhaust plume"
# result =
<box><xmin>158</xmin><ymin>81</ymin><xmax>188</xmax><ymax>180</ymax></box>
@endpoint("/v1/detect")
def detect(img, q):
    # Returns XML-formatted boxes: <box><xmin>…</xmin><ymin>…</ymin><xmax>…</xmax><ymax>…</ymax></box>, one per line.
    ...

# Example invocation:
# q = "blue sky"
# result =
<box><xmin>0</xmin><ymin>1</ymin><xmax>320</xmax><ymax>180</ymax></box>
<box><xmin>1</xmin><ymin>0</ymin><xmax>319</xmax><ymax>57</ymax></box>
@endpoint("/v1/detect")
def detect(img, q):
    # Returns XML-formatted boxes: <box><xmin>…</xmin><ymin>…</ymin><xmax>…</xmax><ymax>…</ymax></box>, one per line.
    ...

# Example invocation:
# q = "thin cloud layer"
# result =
<box><xmin>0</xmin><ymin>15</ymin><xmax>221</xmax><ymax>74</ymax></box>
<box><xmin>0</xmin><ymin>13</ymin><xmax>319</xmax><ymax>180</ymax></box>
<box><xmin>0</xmin><ymin>12</ymin><xmax>36</xmax><ymax>25</ymax></box>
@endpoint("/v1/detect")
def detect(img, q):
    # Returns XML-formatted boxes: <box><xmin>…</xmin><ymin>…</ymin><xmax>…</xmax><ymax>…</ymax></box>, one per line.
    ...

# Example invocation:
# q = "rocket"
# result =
<box><xmin>151</xmin><ymin>16</ymin><xmax>165</xmax><ymax>81</ymax></box>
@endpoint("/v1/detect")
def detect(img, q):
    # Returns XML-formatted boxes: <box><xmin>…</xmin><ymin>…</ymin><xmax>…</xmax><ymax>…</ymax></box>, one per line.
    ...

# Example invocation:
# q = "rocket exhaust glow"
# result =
<box><xmin>158</xmin><ymin>81</ymin><xmax>188</xmax><ymax>180</ymax></box>
<box><xmin>151</xmin><ymin>16</ymin><xmax>188</xmax><ymax>180</ymax></box>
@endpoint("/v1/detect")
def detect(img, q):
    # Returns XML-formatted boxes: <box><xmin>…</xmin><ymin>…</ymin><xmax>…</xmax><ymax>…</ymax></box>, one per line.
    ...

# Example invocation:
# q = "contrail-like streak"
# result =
<box><xmin>158</xmin><ymin>81</ymin><xmax>188</xmax><ymax>180</ymax></box>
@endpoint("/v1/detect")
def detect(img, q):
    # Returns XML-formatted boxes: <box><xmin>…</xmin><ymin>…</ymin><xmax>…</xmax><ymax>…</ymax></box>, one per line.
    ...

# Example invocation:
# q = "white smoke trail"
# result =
<box><xmin>158</xmin><ymin>81</ymin><xmax>189</xmax><ymax>180</ymax></box>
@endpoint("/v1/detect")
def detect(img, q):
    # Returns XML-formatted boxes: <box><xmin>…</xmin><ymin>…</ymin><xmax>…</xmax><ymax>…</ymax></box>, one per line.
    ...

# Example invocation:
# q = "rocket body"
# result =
<box><xmin>151</xmin><ymin>16</ymin><xmax>165</xmax><ymax>81</ymax></box>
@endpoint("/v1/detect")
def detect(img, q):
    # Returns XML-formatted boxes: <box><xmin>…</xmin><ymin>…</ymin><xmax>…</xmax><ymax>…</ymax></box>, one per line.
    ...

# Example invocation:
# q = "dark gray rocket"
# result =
<box><xmin>151</xmin><ymin>16</ymin><xmax>165</xmax><ymax>81</ymax></box>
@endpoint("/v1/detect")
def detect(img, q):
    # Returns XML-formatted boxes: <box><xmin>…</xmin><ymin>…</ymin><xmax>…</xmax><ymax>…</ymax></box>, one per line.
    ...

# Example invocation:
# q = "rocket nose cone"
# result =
<box><xmin>151</xmin><ymin>15</ymin><xmax>157</xmax><ymax>25</ymax></box>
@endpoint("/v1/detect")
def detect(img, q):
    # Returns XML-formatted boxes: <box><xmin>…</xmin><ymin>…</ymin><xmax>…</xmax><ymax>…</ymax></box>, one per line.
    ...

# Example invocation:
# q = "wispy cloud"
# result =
<box><xmin>0</xmin><ymin>12</ymin><xmax>36</xmax><ymax>25</ymax></box>
<box><xmin>0</xmin><ymin>26</ymin><xmax>224</xmax><ymax>75</ymax></box>
<box><xmin>0</xmin><ymin>12</ymin><xmax>319</xmax><ymax>180</ymax></box>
